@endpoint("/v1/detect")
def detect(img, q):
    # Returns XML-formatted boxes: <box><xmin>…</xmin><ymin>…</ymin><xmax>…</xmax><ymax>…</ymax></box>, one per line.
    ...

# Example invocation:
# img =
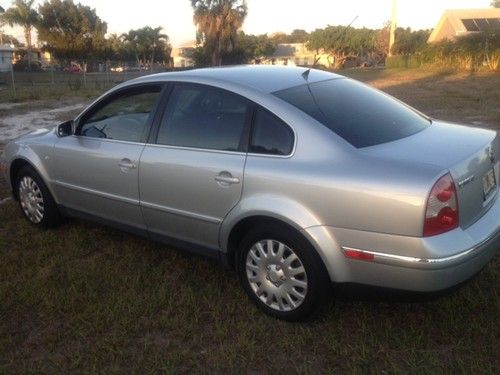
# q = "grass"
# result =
<box><xmin>0</xmin><ymin>67</ymin><xmax>499</xmax><ymax>373</ymax></box>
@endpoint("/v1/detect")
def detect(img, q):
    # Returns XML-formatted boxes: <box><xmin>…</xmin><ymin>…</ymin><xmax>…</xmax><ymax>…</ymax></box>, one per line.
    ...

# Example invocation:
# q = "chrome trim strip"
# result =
<box><xmin>144</xmin><ymin>143</ymin><xmax>247</xmax><ymax>156</ymax></box>
<box><xmin>54</xmin><ymin>180</ymin><xmax>140</xmax><ymax>205</ymax></box>
<box><xmin>140</xmin><ymin>201</ymin><xmax>222</xmax><ymax>224</ymax></box>
<box><xmin>70</xmin><ymin>135</ymin><xmax>147</xmax><ymax>146</ymax></box>
<box><xmin>341</xmin><ymin>226</ymin><xmax>500</xmax><ymax>270</ymax></box>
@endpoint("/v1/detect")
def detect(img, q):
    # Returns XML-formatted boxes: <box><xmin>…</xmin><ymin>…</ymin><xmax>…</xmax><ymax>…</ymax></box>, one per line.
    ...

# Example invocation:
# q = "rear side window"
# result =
<box><xmin>79</xmin><ymin>86</ymin><xmax>161</xmax><ymax>142</ymax></box>
<box><xmin>250</xmin><ymin>108</ymin><xmax>294</xmax><ymax>155</ymax></box>
<box><xmin>157</xmin><ymin>85</ymin><xmax>250</xmax><ymax>151</ymax></box>
<box><xmin>274</xmin><ymin>78</ymin><xmax>430</xmax><ymax>148</ymax></box>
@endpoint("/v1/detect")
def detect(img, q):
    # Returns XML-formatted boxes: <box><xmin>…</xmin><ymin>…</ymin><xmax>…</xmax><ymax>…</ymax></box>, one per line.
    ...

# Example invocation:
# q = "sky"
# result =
<box><xmin>1</xmin><ymin>0</ymin><xmax>493</xmax><ymax>47</ymax></box>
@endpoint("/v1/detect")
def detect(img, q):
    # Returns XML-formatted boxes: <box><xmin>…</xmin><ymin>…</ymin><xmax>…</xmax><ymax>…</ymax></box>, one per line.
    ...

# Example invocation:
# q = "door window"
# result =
<box><xmin>157</xmin><ymin>85</ymin><xmax>250</xmax><ymax>152</ymax></box>
<box><xmin>79</xmin><ymin>86</ymin><xmax>162</xmax><ymax>142</ymax></box>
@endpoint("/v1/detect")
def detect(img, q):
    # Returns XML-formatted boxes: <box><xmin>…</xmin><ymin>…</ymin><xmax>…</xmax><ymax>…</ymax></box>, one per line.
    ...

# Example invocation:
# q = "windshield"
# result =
<box><xmin>273</xmin><ymin>78</ymin><xmax>430</xmax><ymax>148</ymax></box>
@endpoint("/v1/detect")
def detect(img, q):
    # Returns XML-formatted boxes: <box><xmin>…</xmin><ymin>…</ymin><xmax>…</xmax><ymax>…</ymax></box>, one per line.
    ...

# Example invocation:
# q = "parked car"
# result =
<box><xmin>2</xmin><ymin>66</ymin><xmax>499</xmax><ymax>320</ymax></box>
<box><xmin>64</xmin><ymin>62</ymin><xmax>82</xmax><ymax>73</ymax></box>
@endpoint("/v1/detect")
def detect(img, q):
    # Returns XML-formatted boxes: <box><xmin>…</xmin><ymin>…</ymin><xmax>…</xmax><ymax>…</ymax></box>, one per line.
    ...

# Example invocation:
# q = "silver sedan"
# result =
<box><xmin>2</xmin><ymin>66</ymin><xmax>499</xmax><ymax>320</ymax></box>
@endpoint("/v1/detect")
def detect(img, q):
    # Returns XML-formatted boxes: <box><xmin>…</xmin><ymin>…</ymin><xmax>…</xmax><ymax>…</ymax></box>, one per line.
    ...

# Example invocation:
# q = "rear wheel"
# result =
<box><xmin>16</xmin><ymin>166</ymin><xmax>61</xmax><ymax>228</ymax></box>
<box><xmin>237</xmin><ymin>223</ymin><xmax>330</xmax><ymax>321</ymax></box>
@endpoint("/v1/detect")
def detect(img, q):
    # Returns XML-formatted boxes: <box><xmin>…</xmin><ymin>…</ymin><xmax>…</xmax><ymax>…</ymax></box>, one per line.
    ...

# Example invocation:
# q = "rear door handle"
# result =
<box><xmin>119</xmin><ymin>158</ymin><xmax>136</xmax><ymax>171</ymax></box>
<box><xmin>215</xmin><ymin>172</ymin><xmax>240</xmax><ymax>185</ymax></box>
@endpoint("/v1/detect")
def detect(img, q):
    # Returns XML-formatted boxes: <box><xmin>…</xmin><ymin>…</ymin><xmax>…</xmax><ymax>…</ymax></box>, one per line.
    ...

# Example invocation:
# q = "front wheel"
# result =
<box><xmin>16</xmin><ymin>166</ymin><xmax>61</xmax><ymax>228</ymax></box>
<box><xmin>237</xmin><ymin>223</ymin><xmax>330</xmax><ymax>321</ymax></box>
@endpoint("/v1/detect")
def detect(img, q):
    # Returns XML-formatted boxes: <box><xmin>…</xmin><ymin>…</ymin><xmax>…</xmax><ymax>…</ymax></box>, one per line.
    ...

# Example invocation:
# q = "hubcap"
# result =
<box><xmin>18</xmin><ymin>176</ymin><xmax>44</xmax><ymax>224</ymax></box>
<box><xmin>246</xmin><ymin>239</ymin><xmax>308</xmax><ymax>312</ymax></box>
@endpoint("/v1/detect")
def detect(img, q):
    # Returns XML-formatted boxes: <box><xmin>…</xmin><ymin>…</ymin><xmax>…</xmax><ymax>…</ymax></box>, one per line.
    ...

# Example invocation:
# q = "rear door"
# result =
<box><xmin>139</xmin><ymin>83</ymin><xmax>252</xmax><ymax>250</ymax></box>
<box><xmin>53</xmin><ymin>84</ymin><xmax>163</xmax><ymax>230</ymax></box>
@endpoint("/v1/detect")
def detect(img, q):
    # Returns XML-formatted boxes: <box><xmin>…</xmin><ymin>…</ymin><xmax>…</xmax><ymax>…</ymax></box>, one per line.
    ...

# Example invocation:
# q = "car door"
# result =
<box><xmin>139</xmin><ymin>83</ymin><xmax>252</xmax><ymax>251</ymax></box>
<box><xmin>53</xmin><ymin>84</ymin><xmax>164</xmax><ymax>230</ymax></box>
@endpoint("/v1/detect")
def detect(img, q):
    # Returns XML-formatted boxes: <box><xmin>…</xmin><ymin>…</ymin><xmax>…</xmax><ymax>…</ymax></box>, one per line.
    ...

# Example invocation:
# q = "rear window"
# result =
<box><xmin>274</xmin><ymin>78</ymin><xmax>430</xmax><ymax>148</ymax></box>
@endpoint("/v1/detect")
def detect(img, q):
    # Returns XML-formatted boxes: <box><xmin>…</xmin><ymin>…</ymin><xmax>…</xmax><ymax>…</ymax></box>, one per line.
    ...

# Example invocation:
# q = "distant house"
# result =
<box><xmin>262</xmin><ymin>43</ymin><xmax>329</xmax><ymax>67</ymax></box>
<box><xmin>171</xmin><ymin>41</ymin><xmax>196</xmax><ymax>68</ymax></box>
<box><xmin>428</xmin><ymin>8</ymin><xmax>500</xmax><ymax>43</ymax></box>
<box><xmin>13</xmin><ymin>47</ymin><xmax>52</xmax><ymax>69</ymax></box>
<box><xmin>0</xmin><ymin>44</ymin><xmax>15</xmax><ymax>72</ymax></box>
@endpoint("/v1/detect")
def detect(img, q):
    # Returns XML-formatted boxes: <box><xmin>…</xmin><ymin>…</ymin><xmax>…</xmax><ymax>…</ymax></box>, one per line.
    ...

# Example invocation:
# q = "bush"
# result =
<box><xmin>386</xmin><ymin>55</ymin><xmax>423</xmax><ymax>69</ymax></box>
<box><xmin>388</xmin><ymin>29</ymin><xmax>500</xmax><ymax>72</ymax></box>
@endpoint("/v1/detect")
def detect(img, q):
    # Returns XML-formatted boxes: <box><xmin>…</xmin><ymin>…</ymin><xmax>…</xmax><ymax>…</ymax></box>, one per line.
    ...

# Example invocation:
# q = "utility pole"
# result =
<box><xmin>0</xmin><ymin>5</ymin><xmax>5</xmax><ymax>45</ymax></box>
<box><xmin>388</xmin><ymin>0</ymin><xmax>397</xmax><ymax>56</ymax></box>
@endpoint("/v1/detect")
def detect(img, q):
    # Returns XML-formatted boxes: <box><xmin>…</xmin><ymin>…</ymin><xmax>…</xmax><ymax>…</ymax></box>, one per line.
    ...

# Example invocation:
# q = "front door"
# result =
<box><xmin>139</xmin><ymin>83</ymin><xmax>252</xmax><ymax>250</ymax></box>
<box><xmin>53</xmin><ymin>84</ymin><xmax>163</xmax><ymax>230</ymax></box>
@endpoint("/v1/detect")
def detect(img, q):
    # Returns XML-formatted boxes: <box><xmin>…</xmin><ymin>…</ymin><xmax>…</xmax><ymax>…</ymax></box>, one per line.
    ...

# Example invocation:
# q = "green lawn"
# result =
<box><xmin>0</xmin><ymin>67</ymin><xmax>499</xmax><ymax>373</ymax></box>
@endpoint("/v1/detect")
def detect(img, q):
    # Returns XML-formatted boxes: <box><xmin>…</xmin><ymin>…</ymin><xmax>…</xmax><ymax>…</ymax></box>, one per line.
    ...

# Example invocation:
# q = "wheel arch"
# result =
<box><xmin>9</xmin><ymin>157</ymin><xmax>55</xmax><ymax>201</ymax></box>
<box><xmin>222</xmin><ymin>212</ymin><xmax>333</xmax><ymax>280</ymax></box>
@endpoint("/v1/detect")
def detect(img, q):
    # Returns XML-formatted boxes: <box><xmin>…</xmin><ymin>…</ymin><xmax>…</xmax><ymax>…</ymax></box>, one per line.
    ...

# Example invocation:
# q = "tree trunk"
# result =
<box><xmin>25</xmin><ymin>26</ymin><xmax>32</xmax><ymax>71</ymax></box>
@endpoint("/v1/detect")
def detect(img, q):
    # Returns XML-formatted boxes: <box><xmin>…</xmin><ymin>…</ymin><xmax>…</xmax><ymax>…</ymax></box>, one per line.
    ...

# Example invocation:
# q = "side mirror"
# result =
<box><xmin>57</xmin><ymin>120</ymin><xmax>73</xmax><ymax>137</ymax></box>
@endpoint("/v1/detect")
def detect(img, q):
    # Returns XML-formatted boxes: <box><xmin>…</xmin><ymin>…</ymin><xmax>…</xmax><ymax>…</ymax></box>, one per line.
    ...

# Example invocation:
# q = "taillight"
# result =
<box><xmin>423</xmin><ymin>173</ymin><xmax>459</xmax><ymax>237</ymax></box>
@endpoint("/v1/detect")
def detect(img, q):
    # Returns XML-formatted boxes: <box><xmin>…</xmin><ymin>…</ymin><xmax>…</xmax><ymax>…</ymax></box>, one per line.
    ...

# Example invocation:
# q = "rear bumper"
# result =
<box><xmin>303</xmin><ymin>193</ymin><xmax>500</xmax><ymax>292</ymax></box>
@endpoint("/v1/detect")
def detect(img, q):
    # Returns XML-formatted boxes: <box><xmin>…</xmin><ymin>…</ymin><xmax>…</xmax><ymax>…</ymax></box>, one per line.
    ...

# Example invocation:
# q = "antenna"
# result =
<box><xmin>301</xmin><ymin>68</ymin><xmax>311</xmax><ymax>81</ymax></box>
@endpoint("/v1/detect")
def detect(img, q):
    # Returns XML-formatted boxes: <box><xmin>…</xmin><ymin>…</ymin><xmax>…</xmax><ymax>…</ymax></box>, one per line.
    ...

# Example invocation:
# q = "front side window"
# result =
<box><xmin>157</xmin><ymin>85</ymin><xmax>250</xmax><ymax>151</ymax></box>
<box><xmin>250</xmin><ymin>108</ymin><xmax>294</xmax><ymax>155</ymax></box>
<box><xmin>274</xmin><ymin>78</ymin><xmax>430</xmax><ymax>148</ymax></box>
<box><xmin>79</xmin><ymin>86</ymin><xmax>161</xmax><ymax>142</ymax></box>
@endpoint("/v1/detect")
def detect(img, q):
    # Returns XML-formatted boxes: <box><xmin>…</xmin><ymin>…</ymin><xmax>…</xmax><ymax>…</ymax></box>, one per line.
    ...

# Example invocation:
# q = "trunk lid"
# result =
<box><xmin>360</xmin><ymin>121</ymin><xmax>499</xmax><ymax>229</ymax></box>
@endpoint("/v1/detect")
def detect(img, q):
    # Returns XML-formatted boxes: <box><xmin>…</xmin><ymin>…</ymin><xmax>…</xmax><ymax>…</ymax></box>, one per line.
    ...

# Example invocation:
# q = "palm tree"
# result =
<box><xmin>122</xmin><ymin>26</ymin><xmax>170</xmax><ymax>69</ymax></box>
<box><xmin>0</xmin><ymin>0</ymin><xmax>39</xmax><ymax>66</ymax></box>
<box><xmin>148</xmin><ymin>26</ymin><xmax>169</xmax><ymax>67</ymax></box>
<box><xmin>191</xmin><ymin>0</ymin><xmax>247</xmax><ymax>66</ymax></box>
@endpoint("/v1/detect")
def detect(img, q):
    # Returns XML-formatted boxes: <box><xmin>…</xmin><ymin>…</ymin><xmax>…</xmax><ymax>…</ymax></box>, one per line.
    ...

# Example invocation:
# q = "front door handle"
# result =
<box><xmin>215</xmin><ymin>172</ymin><xmax>240</xmax><ymax>185</ymax></box>
<box><xmin>119</xmin><ymin>158</ymin><xmax>136</xmax><ymax>171</ymax></box>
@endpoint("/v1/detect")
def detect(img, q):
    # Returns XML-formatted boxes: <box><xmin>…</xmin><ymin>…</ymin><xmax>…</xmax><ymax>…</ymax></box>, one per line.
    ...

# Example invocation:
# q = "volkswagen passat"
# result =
<box><xmin>3</xmin><ymin>66</ymin><xmax>499</xmax><ymax>320</ymax></box>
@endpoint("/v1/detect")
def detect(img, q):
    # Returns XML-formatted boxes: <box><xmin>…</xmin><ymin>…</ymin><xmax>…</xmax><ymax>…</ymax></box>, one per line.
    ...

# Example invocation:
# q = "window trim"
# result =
<box><xmin>74</xmin><ymin>83</ymin><xmax>166</xmax><ymax>144</ymax></box>
<box><xmin>150</xmin><ymin>82</ymin><xmax>254</xmax><ymax>153</ymax></box>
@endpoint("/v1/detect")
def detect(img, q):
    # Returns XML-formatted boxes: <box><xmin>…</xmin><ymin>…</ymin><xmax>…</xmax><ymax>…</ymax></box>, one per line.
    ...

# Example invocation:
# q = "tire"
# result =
<box><xmin>16</xmin><ymin>166</ymin><xmax>61</xmax><ymax>228</ymax></box>
<box><xmin>237</xmin><ymin>222</ymin><xmax>331</xmax><ymax>321</ymax></box>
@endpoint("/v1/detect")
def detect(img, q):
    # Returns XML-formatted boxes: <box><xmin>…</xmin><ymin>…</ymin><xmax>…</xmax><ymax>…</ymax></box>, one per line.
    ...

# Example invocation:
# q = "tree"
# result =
<box><xmin>1</xmin><ymin>33</ymin><xmax>22</xmax><ymax>46</ymax></box>
<box><xmin>269</xmin><ymin>32</ymin><xmax>287</xmax><ymax>44</ymax></box>
<box><xmin>224</xmin><ymin>32</ymin><xmax>275</xmax><ymax>64</ymax></box>
<box><xmin>288</xmin><ymin>29</ymin><xmax>309</xmax><ymax>43</ymax></box>
<box><xmin>269</xmin><ymin>30</ymin><xmax>310</xmax><ymax>44</ymax></box>
<box><xmin>491</xmin><ymin>1</ymin><xmax>500</xmax><ymax>8</ymax></box>
<box><xmin>0</xmin><ymin>0</ymin><xmax>38</xmax><ymax>66</ymax></box>
<box><xmin>307</xmin><ymin>26</ymin><xmax>376</xmax><ymax>68</ymax></box>
<box><xmin>37</xmin><ymin>0</ymin><xmax>107</xmax><ymax>63</ymax></box>
<box><xmin>191</xmin><ymin>0</ymin><xmax>247</xmax><ymax>66</ymax></box>
<box><xmin>373</xmin><ymin>22</ymin><xmax>390</xmax><ymax>60</ymax></box>
<box><xmin>191</xmin><ymin>31</ymin><xmax>275</xmax><ymax>66</ymax></box>
<box><xmin>122</xmin><ymin>26</ymin><xmax>171</xmax><ymax>67</ymax></box>
<box><xmin>391</xmin><ymin>28</ymin><xmax>430</xmax><ymax>55</ymax></box>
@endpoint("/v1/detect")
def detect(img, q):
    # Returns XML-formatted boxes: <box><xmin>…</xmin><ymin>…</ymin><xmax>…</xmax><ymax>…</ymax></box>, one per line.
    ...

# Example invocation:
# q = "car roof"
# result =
<box><xmin>131</xmin><ymin>65</ymin><xmax>343</xmax><ymax>93</ymax></box>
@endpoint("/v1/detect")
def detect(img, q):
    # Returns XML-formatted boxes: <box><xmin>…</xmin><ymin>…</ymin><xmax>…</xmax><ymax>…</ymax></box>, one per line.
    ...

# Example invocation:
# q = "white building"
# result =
<box><xmin>0</xmin><ymin>44</ymin><xmax>15</xmax><ymax>72</ymax></box>
<box><xmin>171</xmin><ymin>41</ymin><xmax>197</xmax><ymax>68</ymax></box>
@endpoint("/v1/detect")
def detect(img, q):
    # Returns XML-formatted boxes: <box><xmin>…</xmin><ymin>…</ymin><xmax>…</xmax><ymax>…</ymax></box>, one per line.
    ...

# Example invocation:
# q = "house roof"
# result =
<box><xmin>0</xmin><ymin>44</ymin><xmax>16</xmax><ymax>52</ymax></box>
<box><xmin>428</xmin><ymin>8</ymin><xmax>500</xmax><ymax>43</ymax></box>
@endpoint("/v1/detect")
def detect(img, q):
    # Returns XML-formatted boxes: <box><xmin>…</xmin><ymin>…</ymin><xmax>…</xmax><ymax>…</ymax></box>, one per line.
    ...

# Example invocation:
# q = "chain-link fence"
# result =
<box><xmin>0</xmin><ymin>60</ymin><xmax>190</xmax><ymax>99</ymax></box>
